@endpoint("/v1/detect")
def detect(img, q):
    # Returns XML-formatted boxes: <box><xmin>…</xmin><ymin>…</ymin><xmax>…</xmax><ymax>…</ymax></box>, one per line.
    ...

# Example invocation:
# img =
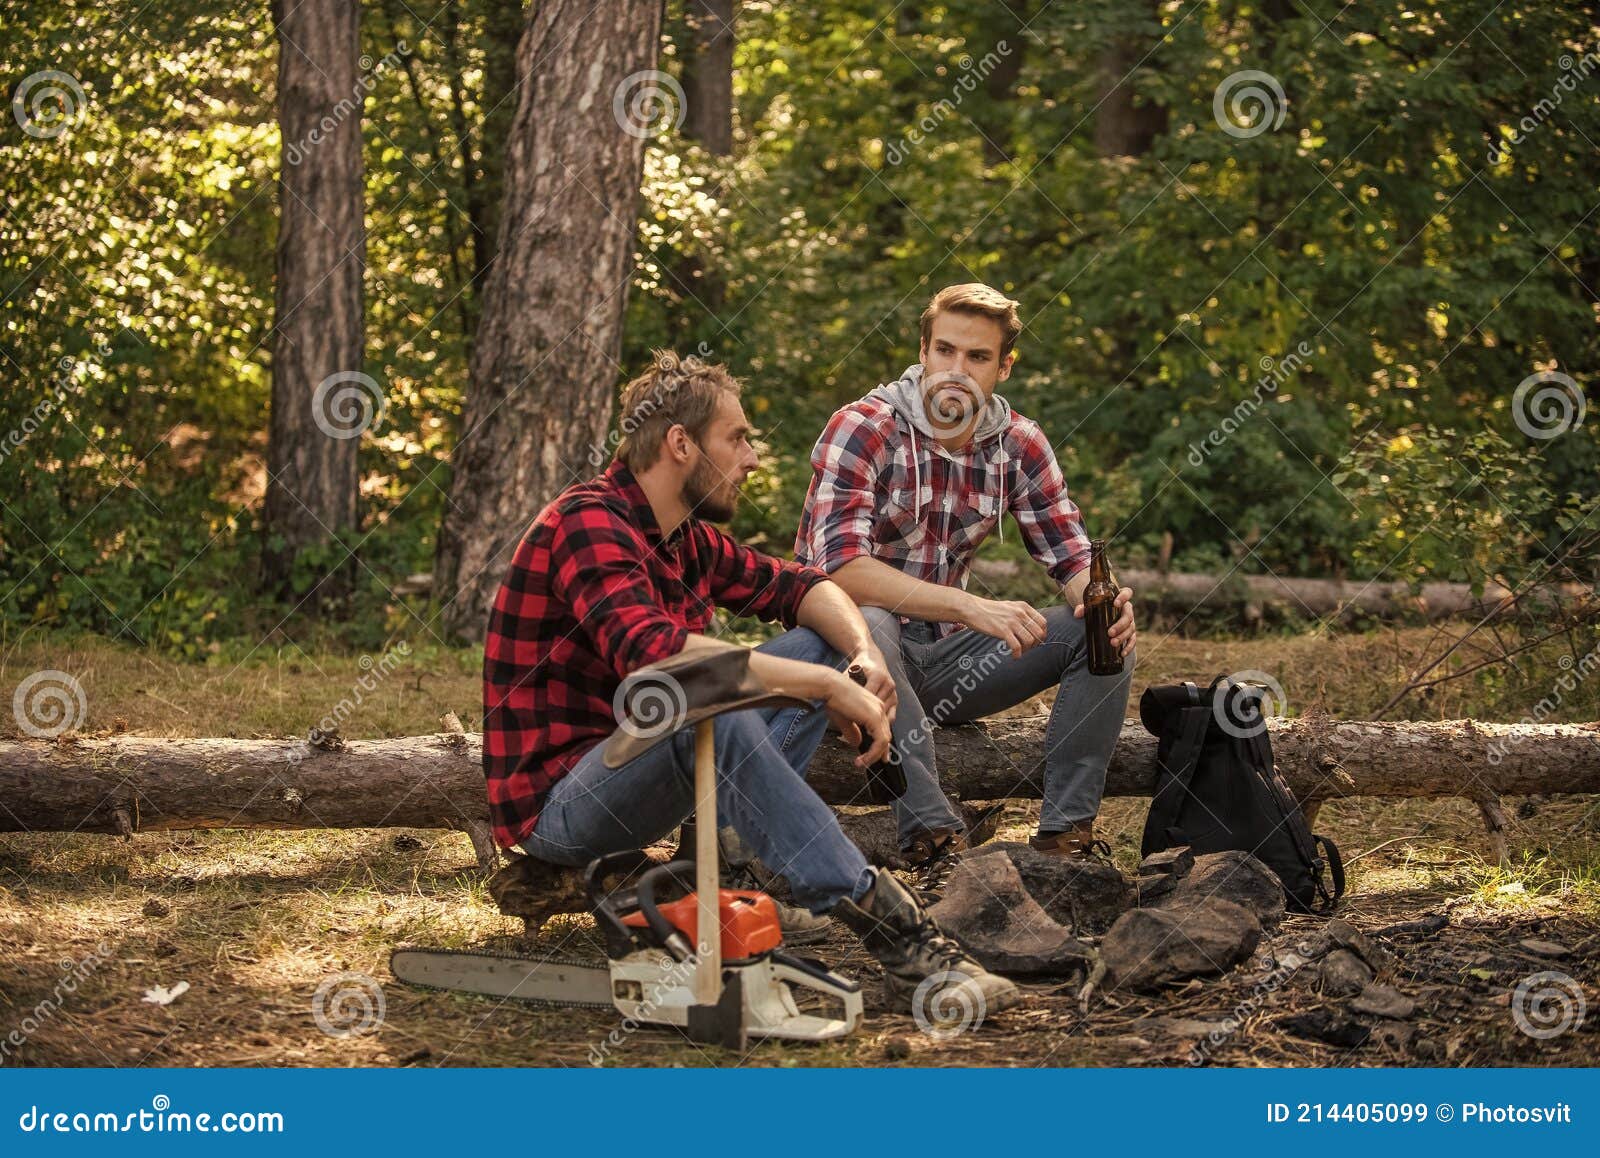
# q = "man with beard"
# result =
<box><xmin>482</xmin><ymin>349</ymin><xmax>1019</xmax><ymax>1016</ymax></box>
<box><xmin>796</xmin><ymin>284</ymin><xmax>1138</xmax><ymax>876</ymax></box>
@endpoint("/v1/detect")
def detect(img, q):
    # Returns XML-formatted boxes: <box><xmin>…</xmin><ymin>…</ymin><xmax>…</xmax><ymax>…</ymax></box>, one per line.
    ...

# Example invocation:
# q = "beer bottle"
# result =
<box><xmin>846</xmin><ymin>664</ymin><xmax>907</xmax><ymax>803</ymax></box>
<box><xmin>1084</xmin><ymin>539</ymin><xmax>1124</xmax><ymax>677</ymax></box>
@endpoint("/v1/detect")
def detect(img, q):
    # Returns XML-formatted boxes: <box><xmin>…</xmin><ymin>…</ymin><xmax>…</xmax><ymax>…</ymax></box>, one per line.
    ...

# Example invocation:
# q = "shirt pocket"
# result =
<box><xmin>948</xmin><ymin>490</ymin><xmax>1001</xmax><ymax>553</ymax></box>
<box><xmin>875</xmin><ymin>481</ymin><xmax>931</xmax><ymax>554</ymax></box>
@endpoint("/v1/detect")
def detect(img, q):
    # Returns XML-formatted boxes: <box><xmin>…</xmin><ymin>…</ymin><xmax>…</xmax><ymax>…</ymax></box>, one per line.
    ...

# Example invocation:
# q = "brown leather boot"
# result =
<box><xmin>1028</xmin><ymin>818</ymin><xmax>1114</xmax><ymax>863</ymax></box>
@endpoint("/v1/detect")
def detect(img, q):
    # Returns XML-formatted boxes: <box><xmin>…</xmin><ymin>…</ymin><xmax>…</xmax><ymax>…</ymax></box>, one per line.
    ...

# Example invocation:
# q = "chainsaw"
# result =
<box><xmin>391</xmin><ymin>850</ymin><xmax>862</xmax><ymax>1046</ymax></box>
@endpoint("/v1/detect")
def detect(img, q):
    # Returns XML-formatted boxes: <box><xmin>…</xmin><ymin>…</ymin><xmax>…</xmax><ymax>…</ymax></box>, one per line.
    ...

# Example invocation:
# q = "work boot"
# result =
<box><xmin>1029</xmin><ymin>818</ymin><xmax>1114</xmax><ymax>864</ymax></box>
<box><xmin>901</xmin><ymin>825</ymin><xmax>969</xmax><ymax>902</ymax></box>
<box><xmin>901</xmin><ymin>805</ymin><xmax>1004</xmax><ymax>901</ymax></box>
<box><xmin>833</xmin><ymin>868</ymin><xmax>1021</xmax><ymax>1026</ymax></box>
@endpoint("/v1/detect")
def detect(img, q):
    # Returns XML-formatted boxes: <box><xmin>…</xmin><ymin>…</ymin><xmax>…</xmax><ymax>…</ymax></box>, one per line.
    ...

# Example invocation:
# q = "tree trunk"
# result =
<box><xmin>680</xmin><ymin>0</ymin><xmax>734</xmax><ymax>155</ymax></box>
<box><xmin>1092</xmin><ymin>3</ymin><xmax>1168</xmax><ymax>158</ymax></box>
<box><xmin>434</xmin><ymin>0</ymin><xmax>662</xmax><ymax>642</ymax></box>
<box><xmin>975</xmin><ymin>0</ymin><xmax>1028</xmax><ymax>166</ymax></box>
<box><xmin>969</xmin><ymin>560</ymin><xmax>1593</xmax><ymax>624</ymax></box>
<box><xmin>4</xmin><ymin>717</ymin><xmax>1595</xmax><ymax>837</ymax></box>
<box><xmin>667</xmin><ymin>0</ymin><xmax>735</xmax><ymax>320</ymax></box>
<box><xmin>262</xmin><ymin>0</ymin><xmax>367</xmax><ymax>606</ymax></box>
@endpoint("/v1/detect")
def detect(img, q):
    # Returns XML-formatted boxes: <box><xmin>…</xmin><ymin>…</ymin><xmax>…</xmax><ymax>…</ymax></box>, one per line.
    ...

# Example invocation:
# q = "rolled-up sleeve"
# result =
<box><xmin>549</xmin><ymin>508</ymin><xmax>688</xmax><ymax>678</ymax></box>
<box><xmin>1009</xmin><ymin>421</ymin><xmax>1093</xmax><ymax>585</ymax></box>
<box><xmin>797</xmin><ymin>407</ymin><xmax>884</xmax><ymax>574</ymax></box>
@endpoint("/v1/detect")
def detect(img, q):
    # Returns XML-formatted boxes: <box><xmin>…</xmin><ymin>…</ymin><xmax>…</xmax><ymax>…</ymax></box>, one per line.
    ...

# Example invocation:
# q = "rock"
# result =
<box><xmin>928</xmin><ymin>851</ymin><xmax>1095</xmax><ymax>976</ymax></box>
<box><xmin>1518</xmin><ymin>938</ymin><xmax>1571</xmax><ymax>958</ymax></box>
<box><xmin>1371</xmin><ymin>1020</ymin><xmax>1417</xmax><ymax>1052</ymax></box>
<box><xmin>1136</xmin><ymin>874</ymin><xmax>1178</xmax><ymax>904</ymax></box>
<box><xmin>1139</xmin><ymin>846</ymin><xmax>1195</xmax><ymax>878</ymax></box>
<box><xmin>1296</xmin><ymin>918</ymin><xmax>1396</xmax><ymax>976</ymax></box>
<box><xmin>1100</xmin><ymin>897</ymin><xmax>1263</xmax><ymax>991</ymax></box>
<box><xmin>1319</xmin><ymin>949</ymin><xmax>1374</xmax><ymax>997</ymax></box>
<box><xmin>1276</xmin><ymin>1009</ymin><xmax>1371</xmax><ymax>1048</ymax></box>
<box><xmin>961</xmin><ymin>841</ymin><xmax>1133</xmax><ymax>935</ymax></box>
<box><xmin>1350</xmin><ymin>983</ymin><xmax>1416</xmax><ymax>1019</ymax></box>
<box><xmin>1149</xmin><ymin>850</ymin><xmax>1286</xmax><ymax>930</ymax></box>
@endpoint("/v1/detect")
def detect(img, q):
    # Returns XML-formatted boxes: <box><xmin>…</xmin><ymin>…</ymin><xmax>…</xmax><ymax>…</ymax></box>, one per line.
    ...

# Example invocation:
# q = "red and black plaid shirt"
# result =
<box><xmin>482</xmin><ymin>460</ymin><xmax>829</xmax><ymax>849</ymax></box>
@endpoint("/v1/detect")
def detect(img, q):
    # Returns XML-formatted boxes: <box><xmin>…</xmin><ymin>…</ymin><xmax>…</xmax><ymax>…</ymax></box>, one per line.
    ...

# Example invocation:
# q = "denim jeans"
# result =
<box><xmin>519</xmin><ymin>628</ymin><xmax>875</xmax><ymax>913</ymax></box>
<box><xmin>864</xmin><ymin>603</ymin><xmax>1136</xmax><ymax>840</ymax></box>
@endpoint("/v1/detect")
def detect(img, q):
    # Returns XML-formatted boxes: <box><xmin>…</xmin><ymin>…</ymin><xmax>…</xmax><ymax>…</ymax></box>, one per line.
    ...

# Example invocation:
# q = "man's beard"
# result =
<box><xmin>681</xmin><ymin>455</ymin><xmax>740</xmax><ymax>522</ymax></box>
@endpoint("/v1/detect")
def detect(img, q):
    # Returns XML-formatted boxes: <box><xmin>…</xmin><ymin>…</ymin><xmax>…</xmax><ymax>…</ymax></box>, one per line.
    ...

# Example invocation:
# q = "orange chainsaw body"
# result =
<box><xmin>620</xmin><ymin>888</ymin><xmax>783</xmax><ymax>960</ymax></box>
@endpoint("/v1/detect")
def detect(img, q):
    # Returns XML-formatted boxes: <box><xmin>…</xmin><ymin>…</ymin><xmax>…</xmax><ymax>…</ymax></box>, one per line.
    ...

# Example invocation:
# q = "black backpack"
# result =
<box><xmin>1138</xmin><ymin>675</ymin><xmax>1344</xmax><ymax>914</ymax></box>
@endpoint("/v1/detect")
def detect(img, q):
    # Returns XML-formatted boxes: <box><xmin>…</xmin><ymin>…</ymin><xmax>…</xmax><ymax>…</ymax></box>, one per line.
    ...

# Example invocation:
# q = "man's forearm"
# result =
<box><xmin>830</xmin><ymin>556</ymin><xmax>972</xmax><ymax>623</ymax></box>
<box><xmin>1059</xmin><ymin>567</ymin><xmax>1088</xmax><ymax>609</ymax></box>
<box><xmin>794</xmin><ymin>578</ymin><xmax>875</xmax><ymax>660</ymax></box>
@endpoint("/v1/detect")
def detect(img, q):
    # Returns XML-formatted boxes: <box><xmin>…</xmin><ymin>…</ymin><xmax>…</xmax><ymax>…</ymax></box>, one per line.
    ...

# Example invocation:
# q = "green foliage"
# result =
<box><xmin>1</xmin><ymin>0</ymin><xmax>1595</xmax><ymax>653</ymax></box>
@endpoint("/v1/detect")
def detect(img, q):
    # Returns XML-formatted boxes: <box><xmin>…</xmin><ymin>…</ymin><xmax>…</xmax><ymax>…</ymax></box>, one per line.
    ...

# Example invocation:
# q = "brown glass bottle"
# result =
<box><xmin>1083</xmin><ymin>539</ymin><xmax>1124</xmax><ymax>677</ymax></box>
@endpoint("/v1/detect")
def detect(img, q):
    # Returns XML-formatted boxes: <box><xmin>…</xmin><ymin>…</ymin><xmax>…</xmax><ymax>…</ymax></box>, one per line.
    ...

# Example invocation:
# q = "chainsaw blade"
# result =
<box><xmin>390</xmin><ymin>947</ymin><xmax>614</xmax><ymax>1010</ymax></box>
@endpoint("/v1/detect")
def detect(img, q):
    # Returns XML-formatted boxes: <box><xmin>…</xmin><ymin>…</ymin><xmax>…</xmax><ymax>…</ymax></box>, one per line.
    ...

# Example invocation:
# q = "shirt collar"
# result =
<box><xmin>603</xmin><ymin>460</ymin><xmax>687</xmax><ymax>547</ymax></box>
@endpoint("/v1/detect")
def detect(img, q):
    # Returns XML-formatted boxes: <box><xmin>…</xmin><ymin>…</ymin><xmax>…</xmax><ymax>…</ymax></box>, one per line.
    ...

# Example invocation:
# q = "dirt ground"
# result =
<box><xmin>1</xmin><ymin>624</ymin><xmax>1595</xmax><ymax>1067</ymax></box>
<box><xmin>1</xmin><ymin>792</ymin><xmax>1595</xmax><ymax>1068</ymax></box>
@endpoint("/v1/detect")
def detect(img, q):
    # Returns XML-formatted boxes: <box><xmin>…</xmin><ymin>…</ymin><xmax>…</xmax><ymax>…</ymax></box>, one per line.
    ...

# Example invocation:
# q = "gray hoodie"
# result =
<box><xmin>865</xmin><ymin>363</ymin><xmax>1016</xmax><ymax>542</ymax></box>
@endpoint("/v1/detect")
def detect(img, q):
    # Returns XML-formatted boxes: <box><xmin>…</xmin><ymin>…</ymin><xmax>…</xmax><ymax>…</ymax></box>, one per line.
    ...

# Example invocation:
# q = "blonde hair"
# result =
<box><xmin>614</xmin><ymin>349</ymin><xmax>742</xmax><ymax>471</ymax></box>
<box><xmin>919</xmin><ymin>283</ymin><xmax>1022</xmax><ymax>357</ymax></box>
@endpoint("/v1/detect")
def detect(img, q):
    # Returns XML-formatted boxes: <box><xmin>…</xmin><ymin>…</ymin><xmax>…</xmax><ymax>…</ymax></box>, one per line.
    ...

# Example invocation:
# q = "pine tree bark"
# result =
<box><xmin>434</xmin><ymin>0</ymin><xmax>662</xmax><ymax>641</ymax></box>
<box><xmin>263</xmin><ymin>0</ymin><xmax>366</xmax><ymax>606</ymax></box>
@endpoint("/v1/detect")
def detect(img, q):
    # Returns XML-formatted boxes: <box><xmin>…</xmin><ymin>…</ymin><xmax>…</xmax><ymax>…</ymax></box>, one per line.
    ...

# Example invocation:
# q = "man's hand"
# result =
<box><xmin>819</xmin><ymin>670</ymin><xmax>893</xmax><ymax>767</ymax></box>
<box><xmin>847</xmin><ymin>642</ymin><xmax>897</xmax><ymax>724</ymax></box>
<box><xmin>958</xmin><ymin>593</ymin><xmax>1050</xmax><ymax>658</ymax></box>
<box><xmin>1073</xmin><ymin>585</ymin><xmax>1137</xmax><ymax>658</ymax></box>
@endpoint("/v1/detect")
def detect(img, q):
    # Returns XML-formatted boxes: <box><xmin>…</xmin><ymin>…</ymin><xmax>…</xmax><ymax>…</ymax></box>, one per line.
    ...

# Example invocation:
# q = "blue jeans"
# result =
<box><xmin>520</xmin><ymin>628</ymin><xmax>875</xmax><ymax>913</ymax></box>
<box><xmin>864</xmin><ymin>603</ymin><xmax>1136</xmax><ymax>839</ymax></box>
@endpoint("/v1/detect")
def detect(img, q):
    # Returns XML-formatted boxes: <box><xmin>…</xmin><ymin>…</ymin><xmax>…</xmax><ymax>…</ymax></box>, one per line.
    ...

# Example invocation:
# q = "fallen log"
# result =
<box><xmin>3</xmin><ymin>716</ymin><xmax>1596</xmax><ymax>845</ymax></box>
<box><xmin>967</xmin><ymin>561</ymin><xmax>1592</xmax><ymax>624</ymax></box>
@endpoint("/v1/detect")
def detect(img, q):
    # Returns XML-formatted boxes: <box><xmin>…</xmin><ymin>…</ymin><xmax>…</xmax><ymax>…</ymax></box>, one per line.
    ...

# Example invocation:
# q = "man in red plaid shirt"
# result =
<box><xmin>796</xmin><ymin>284</ymin><xmax>1138</xmax><ymax>872</ymax></box>
<box><xmin>482</xmin><ymin>350</ymin><xmax>1019</xmax><ymax>1016</ymax></box>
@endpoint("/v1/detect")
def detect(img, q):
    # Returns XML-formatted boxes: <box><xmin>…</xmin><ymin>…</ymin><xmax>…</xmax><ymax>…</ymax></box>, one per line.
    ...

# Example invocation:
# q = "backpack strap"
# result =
<box><xmin>1142</xmin><ymin>695</ymin><xmax>1210</xmax><ymax>854</ymax></box>
<box><xmin>1310</xmin><ymin>834</ymin><xmax>1346</xmax><ymax>911</ymax></box>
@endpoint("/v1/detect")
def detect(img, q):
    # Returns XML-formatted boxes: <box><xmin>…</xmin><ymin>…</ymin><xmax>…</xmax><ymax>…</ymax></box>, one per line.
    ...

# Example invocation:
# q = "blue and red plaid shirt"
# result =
<box><xmin>483</xmin><ymin>460</ymin><xmax>829</xmax><ymax>849</ymax></box>
<box><xmin>795</xmin><ymin>389</ymin><xmax>1093</xmax><ymax>637</ymax></box>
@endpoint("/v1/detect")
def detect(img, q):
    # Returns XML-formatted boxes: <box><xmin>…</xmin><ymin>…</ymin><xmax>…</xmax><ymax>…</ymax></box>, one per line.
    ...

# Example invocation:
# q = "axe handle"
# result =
<box><xmin>693</xmin><ymin>720</ymin><xmax>721</xmax><ymax>1005</ymax></box>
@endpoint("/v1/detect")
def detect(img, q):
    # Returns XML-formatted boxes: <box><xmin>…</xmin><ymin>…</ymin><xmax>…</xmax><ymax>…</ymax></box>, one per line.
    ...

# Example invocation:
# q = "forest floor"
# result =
<box><xmin>0</xmin><ymin>625</ymin><xmax>1596</xmax><ymax>1067</ymax></box>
